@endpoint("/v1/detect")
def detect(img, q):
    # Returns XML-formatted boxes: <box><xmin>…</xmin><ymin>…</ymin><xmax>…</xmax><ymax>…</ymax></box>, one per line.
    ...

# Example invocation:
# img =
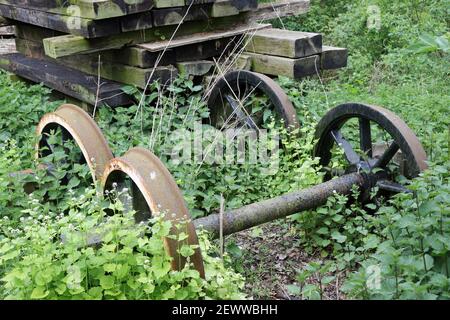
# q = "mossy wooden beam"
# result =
<box><xmin>121</xmin><ymin>11</ymin><xmax>153</xmax><ymax>32</ymax></box>
<box><xmin>0</xmin><ymin>0</ymin><xmax>154</xmax><ymax>20</ymax></box>
<box><xmin>154</xmin><ymin>0</ymin><xmax>185</xmax><ymax>8</ymax></box>
<box><xmin>244</xmin><ymin>0</ymin><xmax>309</xmax><ymax>21</ymax></box>
<box><xmin>43</xmin><ymin>14</ymin><xmax>247</xmax><ymax>58</ymax></box>
<box><xmin>15</xmin><ymin>23</ymin><xmax>64</xmax><ymax>42</ymax></box>
<box><xmin>0</xmin><ymin>25</ymin><xmax>14</xmax><ymax>36</ymax></box>
<box><xmin>151</xmin><ymin>5</ymin><xmax>211</xmax><ymax>27</ymax></box>
<box><xmin>0</xmin><ymin>3</ymin><xmax>121</xmax><ymax>38</ymax></box>
<box><xmin>61</xmin><ymin>56</ymin><xmax>178</xmax><ymax>89</ymax></box>
<box><xmin>245</xmin><ymin>28</ymin><xmax>322</xmax><ymax>58</ymax></box>
<box><xmin>177</xmin><ymin>60</ymin><xmax>214</xmax><ymax>76</ymax></box>
<box><xmin>0</xmin><ymin>16</ymin><xmax>9</xmax><ymax>25</ymax></box>
<box><xmin>151</xmin><ymin>0</ymin><xmax>256</xmax><ymax>27</ymax></box>
<box><xmin>103</xmin><ymin>47</ymin><xmax>176</xmax><ymax>68</ymax></box>
<box><xmin>233</xmin><ymin>53</ymin><xmax>252</xmax><ymax>70</ymax></box>
<box><xmin>321</xmin><ymin>46</ymin><xmax>348</xmax><ymax>70</ymax></box>
<box><xmin>211</xmin><ymin>0</ymin><xmax>240</xmax><ymax>17</ymax></box>
<box><xmin>0</xmin><ymin>52</ymin><xmax>132</xmax><ymax>106</ymax></box>
<box><xmin>14</xmin><ymin>38</ymin><xmax>47</xmax><ymax>58</ymax></box>
<box><xmin>186</xmin><ymin>0</ymin><xmax>257</xmax><ymax>11</ymax></box>
<box><xmin>246</xmin><ymin>52</ymin><xmax>319</xmax><ymax>79</ymax></box>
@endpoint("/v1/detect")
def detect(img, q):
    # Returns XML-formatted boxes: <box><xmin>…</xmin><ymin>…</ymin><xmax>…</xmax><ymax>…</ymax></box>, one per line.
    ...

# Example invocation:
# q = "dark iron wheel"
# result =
<box><xmin>207</xmin><ymin>70</ymin><xmax>299</xmax><ymax>131</ymax></box>
<box><xmin>314</xmin><ymin>103</ymin><xmax>427</xmax><ymax>194</ymax></box>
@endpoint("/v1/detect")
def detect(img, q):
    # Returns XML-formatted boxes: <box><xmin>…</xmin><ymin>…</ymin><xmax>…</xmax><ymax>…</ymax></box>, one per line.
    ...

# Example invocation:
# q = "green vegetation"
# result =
<box><xmin>0</xmin><ymin>0</ymin><xmax>449</xmax><ymax>299</ymax></box>
<box><xmin>275</xmin><ymin>0</ymin><xmax>450</xmax><ymax>299</ymax></box>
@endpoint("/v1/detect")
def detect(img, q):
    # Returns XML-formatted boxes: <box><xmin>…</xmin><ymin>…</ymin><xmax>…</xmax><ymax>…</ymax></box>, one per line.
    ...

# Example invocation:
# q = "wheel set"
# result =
<box><xmin>15</xmin><ymin>71</ymin><xmax>427</xmax><ymax>279</ymax></box>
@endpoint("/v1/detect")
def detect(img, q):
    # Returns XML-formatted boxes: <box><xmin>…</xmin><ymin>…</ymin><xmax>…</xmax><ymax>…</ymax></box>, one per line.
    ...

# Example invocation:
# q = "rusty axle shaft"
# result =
<box><xmin>193</xmin><ymin>172</ymin><xmax>366</xmax><ymax>239</ymax></box>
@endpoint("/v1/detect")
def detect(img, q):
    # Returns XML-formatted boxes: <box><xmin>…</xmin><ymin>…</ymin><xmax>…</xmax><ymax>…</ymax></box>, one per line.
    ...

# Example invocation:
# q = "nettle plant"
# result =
<box><xmin>0</xmin><ymin>131</ymin><xmax>244</xmax><ymax>300</ymax></box>
<box><xmin>288</xmin><ymin>160</ymin><xmax>450</xmax><ymax>300</ymax></box>
<box><xmin>342</xmin><ymin>161</ymin><xmax>450</xmax><ymax>300</ymax></box>
<box><xmin>0</xmin><ymin>73</ymin><xmax>59</xmax><ymax>166</ymax></box>
<box><xmin>0</xmin><ymin>187</ymin><xmax>245</xmax><ymax>300</ymax></box>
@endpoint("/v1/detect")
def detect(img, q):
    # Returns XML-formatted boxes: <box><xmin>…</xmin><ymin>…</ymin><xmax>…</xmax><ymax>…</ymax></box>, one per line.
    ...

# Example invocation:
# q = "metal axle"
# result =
<box><xmin>193</xmin><ymin>172</ymin><xmax>367</xmax><ymax>239</ymax></box>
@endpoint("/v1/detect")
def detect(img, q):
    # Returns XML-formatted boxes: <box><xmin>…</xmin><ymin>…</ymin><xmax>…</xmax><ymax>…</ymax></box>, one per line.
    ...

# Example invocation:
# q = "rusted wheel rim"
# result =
<box><xmin>36</xmin><ymin>104</ymin><xmax>113</xmax><ymax>183</ymax></box>
<box><xmin>207</xmin><ymin>70</ymin><xmax>299</xmax><ymax>130</ymax></box>
<box><xmin>314</xmin><ymin>103</ymin><xmax>427</xmax><ymax>183</ymax></box>
<box><xmin>101</xmin><ymin>147</ymin><xmax>205</xmax><ymax>278</ymax></box>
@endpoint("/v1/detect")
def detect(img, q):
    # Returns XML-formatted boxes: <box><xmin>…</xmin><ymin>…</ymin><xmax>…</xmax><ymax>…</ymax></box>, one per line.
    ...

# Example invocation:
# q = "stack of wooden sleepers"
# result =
<box><xmin>0</xmin><ymin>0</ymin><xmax>346</xmax><ymax>107</ymax></box>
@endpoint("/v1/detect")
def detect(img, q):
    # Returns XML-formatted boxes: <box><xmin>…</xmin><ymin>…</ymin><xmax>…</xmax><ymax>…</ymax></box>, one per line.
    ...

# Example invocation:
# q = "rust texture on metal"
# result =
<box><xmin>194</xmin><ymin>172</ymin><xmax>365</xmax><ymax>239</ymax></box>
<box><xmin>35</xmin><ymin>104</ymin><xmax>114</xmax><ymax>182</ymax></box>
<box><xmin>314</xmin><ymin>103</ymin><xmax>428</xmax><ymax>179</ymax></box>
<box><xmin>207</xmin><ymin>70</ymin><xmax>300</xmax><ymax>130</ymax></box>
<box><xmin>101</xmin><ymin>147</ymin><xmax>205</xmax><ymax>278</ymax></box>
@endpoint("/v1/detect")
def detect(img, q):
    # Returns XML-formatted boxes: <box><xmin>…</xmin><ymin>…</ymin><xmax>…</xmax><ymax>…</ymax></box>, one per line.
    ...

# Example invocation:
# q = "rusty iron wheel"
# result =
<box><xmin>36</xmin><ymin>104</ymin><xmax>113</xmax><ymax>183</ymax></box>
<box><xmin>207</xmin><ymin>70</ymin><xmax>299</xmax><ymax>131</ymax></box>
<box><xmin>101</xmin><ymin>147</ymin><xmax>205</xmax><ymax>278</ymax></box>
<box><xmin>314</xmin><ymin>103</ymin><xmax>427</xmax><ymax>193</ymax></box>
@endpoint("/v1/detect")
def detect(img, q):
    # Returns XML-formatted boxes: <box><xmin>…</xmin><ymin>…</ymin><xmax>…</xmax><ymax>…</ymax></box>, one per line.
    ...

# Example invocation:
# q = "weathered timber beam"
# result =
<box><xmin>193</xmin><ymin>173</ymin><xmax>365</xmax><ymax>238</ymax></box>
<box><xmin>0</xmin><ymin>0</ymin><xmax>154</xmax><ymax>20</ymax></box>
<box><xmin>0</xmin><ymin>24</ymin><xmax>14</xmax><ymax>36</ymax></box>
<box><xmin>0</xmin><ymin>53</ymin><xmax>132</xmax><ymax>106</ymax></box>
<box><xmin>246</xmin><ymin>28</ymin><xmax>322</xmax><ymax>58</ymax></box>
<box><xmin>321</xmin><ymin>46</ymin><xmax>348</xmax><ymax>70</ymax></box>
<box><xmin>0</xmin><ymin>3</ymin><xmax>123</xmax><ymax>38</ymax></box>
<box><xmin>245</xmin><ymin>0</ymin><xmax>310</xmax><ymax>22</ymax></box>
<box><xmin>0</xmin><ymin>38</ymin><xmax>15</xmax><ymax>54</ymax></box>
<box><xmin>245</xmin><ymin>52</ymin><xmax>319</xmax><ymax>79</ymax></box>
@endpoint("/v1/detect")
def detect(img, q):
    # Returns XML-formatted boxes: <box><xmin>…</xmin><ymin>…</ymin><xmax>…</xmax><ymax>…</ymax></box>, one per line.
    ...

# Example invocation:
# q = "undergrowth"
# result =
<box><xmin>0</xmin><ymin>0</ymin><xmax>448</xmax><ymax>300</ymax></box>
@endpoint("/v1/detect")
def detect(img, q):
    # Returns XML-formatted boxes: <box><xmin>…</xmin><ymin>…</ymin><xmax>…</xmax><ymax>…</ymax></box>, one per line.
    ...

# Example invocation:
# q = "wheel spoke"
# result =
<box><xmin>374</xmin><ymin>141</ymin><xmax>400</xmax><ymax>169</ymax></box>
<box><xmin>376</xmin><ymin>180</ymin><xmax>412</xmax><ymax>194</ymax></box>
<box><xmin>224</xmin><ymin>94</ymin><xmax>258</xmax><ymax>130</ymax></box>
<box><xmin>331</xmin><ymin>130</ymin><xmax>360</xmax><ymax>165</ymax></box>
<box><xmin>359</xmin><ymin>118</ymin><xmax>372</xmax><ymax>158</ymax></box>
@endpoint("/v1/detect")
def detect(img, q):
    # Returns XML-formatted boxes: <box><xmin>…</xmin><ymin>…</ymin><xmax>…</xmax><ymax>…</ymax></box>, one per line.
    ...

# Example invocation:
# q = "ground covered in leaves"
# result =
<box><xmin>228</xmin><ymin>222</ymin><xmax>344</xmax><ymax>300</ymax></box>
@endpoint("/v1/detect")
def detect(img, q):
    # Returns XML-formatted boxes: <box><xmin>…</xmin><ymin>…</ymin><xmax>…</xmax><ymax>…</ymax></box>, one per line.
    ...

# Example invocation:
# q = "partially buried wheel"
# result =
<box><xmin>36</xmin><ymin>104</ymin><xmax>114</xmax><ymax>183</ymax></box>
<box><xmin>101</xmin><ymin>147</ymin><xmax>205</xmax><ymax>278</ymax></box>
<box><xmin>314</xmin><ymin>103</ymin><xmax>428</xmax><ymax>195</ymax></box>
<box><xmin>207</xmin><ymin>70</ymin><xmax>299</xmax><ymax>130</ymax></box>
